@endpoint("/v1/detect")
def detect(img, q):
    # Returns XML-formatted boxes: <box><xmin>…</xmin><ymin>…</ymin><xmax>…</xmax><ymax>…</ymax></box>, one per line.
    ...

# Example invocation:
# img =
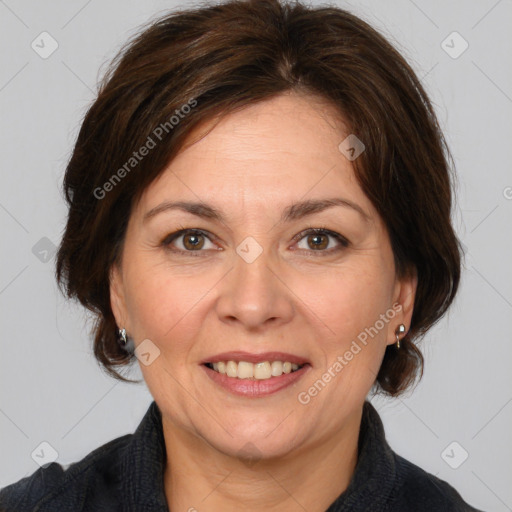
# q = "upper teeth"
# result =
<box><xmin>211</xmin><ymin>361</ymin><xmax>301</xmax><ymax>380</ymax></box>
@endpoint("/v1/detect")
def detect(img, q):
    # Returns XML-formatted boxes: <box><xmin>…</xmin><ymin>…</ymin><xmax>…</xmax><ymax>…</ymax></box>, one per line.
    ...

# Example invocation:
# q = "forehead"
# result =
<box><xmin>135</xmin><ymin>92</ymin><xmax>375</xmax><ymax>221</ymax></box>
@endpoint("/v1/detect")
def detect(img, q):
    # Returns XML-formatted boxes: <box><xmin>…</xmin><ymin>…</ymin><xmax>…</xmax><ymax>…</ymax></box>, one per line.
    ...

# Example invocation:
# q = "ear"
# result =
<box><xmin>109</xmin><ymin>262</ymin><xmax>129</xmax><ymax>330</ymax></box>
<box><xmin>388</xmin><ymin>267</ymin><xmax>418</xmax><ymax>345</ymax></box>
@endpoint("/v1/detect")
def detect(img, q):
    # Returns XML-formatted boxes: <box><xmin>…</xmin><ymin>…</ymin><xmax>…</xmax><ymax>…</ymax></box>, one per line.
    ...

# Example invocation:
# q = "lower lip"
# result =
<box><xmin>202</xmin><ymin>364</ymin><xmax>311</xmax><ymax>397</ymax></box>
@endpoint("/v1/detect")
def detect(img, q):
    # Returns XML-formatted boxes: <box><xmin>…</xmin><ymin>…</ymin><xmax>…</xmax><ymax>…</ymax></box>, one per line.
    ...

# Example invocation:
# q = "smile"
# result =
<box><xmin>204</xmin><ymin>360</ymin><xmax>304</xmax><ymax>380</ymax></box>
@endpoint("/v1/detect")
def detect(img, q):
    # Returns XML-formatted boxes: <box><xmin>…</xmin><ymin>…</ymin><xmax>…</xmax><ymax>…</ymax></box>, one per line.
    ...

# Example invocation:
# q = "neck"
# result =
<box><xmin>162</xmin><ymin>408</ymin><xmax>362</xmax><ymax>512</ymax></box>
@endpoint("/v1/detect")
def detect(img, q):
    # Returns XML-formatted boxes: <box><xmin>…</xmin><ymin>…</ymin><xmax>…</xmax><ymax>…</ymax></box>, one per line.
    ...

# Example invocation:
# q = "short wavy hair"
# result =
<box><xmin>55</xmin><ymin>0</ymin><xmax>462</xmax><ymax>395</ymax></box>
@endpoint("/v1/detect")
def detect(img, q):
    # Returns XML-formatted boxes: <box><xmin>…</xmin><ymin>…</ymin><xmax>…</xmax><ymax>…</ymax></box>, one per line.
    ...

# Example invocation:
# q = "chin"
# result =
<box><xmin>197</xmin><ymin>419</ymin><xmax>307</xmax><ymax>462</ymax></box>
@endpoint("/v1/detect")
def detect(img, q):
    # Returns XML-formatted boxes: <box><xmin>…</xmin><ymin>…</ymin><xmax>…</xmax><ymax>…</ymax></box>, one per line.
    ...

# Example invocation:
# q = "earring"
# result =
<box><xmin>395</xmin><ymin>324</ymin><xmax>406</xmax><ymax>349</ymax></box>
<box><xmin>118</xmin><ymin>328</ymin><xmax>128</xmax><ymax>347</ymax></box>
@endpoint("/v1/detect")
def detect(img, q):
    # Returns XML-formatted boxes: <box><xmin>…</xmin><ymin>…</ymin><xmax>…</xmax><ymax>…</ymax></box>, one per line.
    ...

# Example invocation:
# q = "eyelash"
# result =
<box><xmin>161</xmin><ymin>226</ymin><xmax>349</xmax><ymax>257</ymax></box>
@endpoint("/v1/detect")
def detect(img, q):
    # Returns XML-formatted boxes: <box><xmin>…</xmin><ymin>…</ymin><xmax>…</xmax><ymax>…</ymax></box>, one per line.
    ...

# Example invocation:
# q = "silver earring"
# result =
<box><xmin>395</xmin><ymin>324</ymin><xmax>406</xmax><ymax>349</ymax></box>
<box><xmin>118</xmin><ymin>328</ymin><xmax>128</xmax><ymax>347</ymax></box>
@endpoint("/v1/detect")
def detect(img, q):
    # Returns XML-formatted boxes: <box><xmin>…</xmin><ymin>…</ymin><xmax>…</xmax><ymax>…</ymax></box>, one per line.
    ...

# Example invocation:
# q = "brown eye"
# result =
<box><xmin>306</xmin><ymin>233</ymin><xmax>329</xmax><ymax>250</ymax></box>
<box><xmin>294</xmin><ymin>228</ymin><xmax>349</xmax><ymax>255</ymax></box>
<box><xmin>182</xmin><ymin>233</ymin><xmax>205</xmax><ymax>250</ymax></box>
<box><xmin>163</xmin><ymin>229</ymin><xmax>216</xmax><ymax>254</ymax></box>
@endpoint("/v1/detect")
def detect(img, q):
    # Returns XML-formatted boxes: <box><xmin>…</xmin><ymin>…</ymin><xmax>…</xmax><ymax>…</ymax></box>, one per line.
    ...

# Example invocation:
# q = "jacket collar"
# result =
<box><xmin>119</xmin><ymin>401</ymin><xmax>169</xmax><ymax>511</ymax></box>
<box><xmin>327</xmin><ymin>401</ymin><xmax>397</xmax><ymax>511</ymax></box>
<box><xmin>119</xmin><ymin>400</ymin><xmax>396</xmax><ymax>511</ymax></box>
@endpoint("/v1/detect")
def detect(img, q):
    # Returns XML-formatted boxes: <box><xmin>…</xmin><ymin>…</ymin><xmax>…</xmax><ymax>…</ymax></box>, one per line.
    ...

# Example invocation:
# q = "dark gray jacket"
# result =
<box><xmin>0</xmin><ymin>400</ymin><xmax>484</xmax><ymax>511</ymax></box>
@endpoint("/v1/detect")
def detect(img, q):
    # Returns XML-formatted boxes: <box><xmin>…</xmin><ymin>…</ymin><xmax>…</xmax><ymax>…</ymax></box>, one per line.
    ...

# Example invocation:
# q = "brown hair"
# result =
<box><xmin>55</xmin><ymin>0</ymin><xmax>462</xmax><ymax>395</ymax></box>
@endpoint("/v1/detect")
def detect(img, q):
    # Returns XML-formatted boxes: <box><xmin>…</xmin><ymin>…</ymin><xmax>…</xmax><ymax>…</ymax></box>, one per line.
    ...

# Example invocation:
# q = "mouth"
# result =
<box><xmin>203</xmin><ymin>360</ymin><xmax>306</xmax><ymax>380</ymax></box>
<box><xmin>200</xmin><ymin>351</ymin><xmax>311</xmax><ymax>397</ymax></box>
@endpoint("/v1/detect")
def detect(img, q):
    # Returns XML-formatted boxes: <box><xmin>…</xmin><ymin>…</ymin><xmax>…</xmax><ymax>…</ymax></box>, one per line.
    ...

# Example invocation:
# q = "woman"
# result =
<box><xmin>0</xmin><ymin>0</ymin><xmax>483</xmax><ymax>510</ymax></box>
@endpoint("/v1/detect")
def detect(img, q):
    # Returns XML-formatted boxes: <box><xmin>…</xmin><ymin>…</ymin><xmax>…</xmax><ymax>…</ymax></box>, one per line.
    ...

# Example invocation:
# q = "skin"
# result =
<box><xmin>110</xmin><ymin>91</ymin><xmax>417</xmax><ymax>512</ymax></box>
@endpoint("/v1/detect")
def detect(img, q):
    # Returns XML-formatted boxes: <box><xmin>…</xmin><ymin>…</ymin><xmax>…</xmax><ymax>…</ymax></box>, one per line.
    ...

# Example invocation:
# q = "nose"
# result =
<box><xmin>214</xmin><ymin>245</ymin><xmax>295</xmax><ymax>331</ymax></box>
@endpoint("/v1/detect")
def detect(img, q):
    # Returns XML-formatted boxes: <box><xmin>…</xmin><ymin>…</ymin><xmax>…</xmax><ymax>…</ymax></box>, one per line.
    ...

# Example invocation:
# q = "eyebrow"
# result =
<box><xmin>143</xmin><ymin>197</ymin><xmax>372</xmax><ymax>224</ymax></box>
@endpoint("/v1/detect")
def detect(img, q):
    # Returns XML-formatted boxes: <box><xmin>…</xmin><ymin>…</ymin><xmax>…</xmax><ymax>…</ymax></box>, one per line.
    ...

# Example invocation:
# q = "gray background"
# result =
<box><xmin>1</xmin><ymin>0</ymin><xmax>511</xmax><ymax>510</ymax></box>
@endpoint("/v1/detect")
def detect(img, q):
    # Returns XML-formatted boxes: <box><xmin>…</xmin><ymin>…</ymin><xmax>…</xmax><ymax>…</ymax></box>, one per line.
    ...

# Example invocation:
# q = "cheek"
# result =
<box><xmin>297</xmin><ymin>259</ymin><xmax>393</xmax><ymax>395</ymax></box>
<box><xmin>297</xmin><ymin>261</ymin><xmax>392</xmax><ymax>339</ymax></box>
<box><xmin>122</xmin><ymin>259</ymin><xmax>215</xmax><ymax>343</ymax></box>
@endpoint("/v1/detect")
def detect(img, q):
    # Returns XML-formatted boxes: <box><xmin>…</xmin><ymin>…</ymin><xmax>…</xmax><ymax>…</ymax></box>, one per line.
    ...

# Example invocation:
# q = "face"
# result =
<box><xmin>110</xmin><ymin>91</ymin><xmax>416</xmax><ymax>461</ymax></box>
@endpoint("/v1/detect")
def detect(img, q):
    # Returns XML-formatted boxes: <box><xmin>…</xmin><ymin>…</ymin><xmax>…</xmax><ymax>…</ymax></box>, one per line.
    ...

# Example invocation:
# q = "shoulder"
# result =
<box><xmin>0</xmin><ymin>433</ymin><xmax>132</xmax><ymax>512</ymax></box>
<box><xmin>390</xmin><ymin>453</ymin><xmax>483</xmax><ymax>512</ymax></box>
